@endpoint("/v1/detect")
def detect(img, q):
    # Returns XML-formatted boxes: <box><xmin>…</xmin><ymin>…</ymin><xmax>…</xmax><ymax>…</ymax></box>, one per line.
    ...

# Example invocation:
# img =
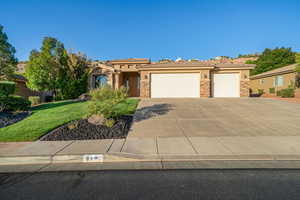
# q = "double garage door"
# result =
<box><xmin>150</xmin><ymin>73</ymin><xmax>240</xmax><ymax>98</ymax></box>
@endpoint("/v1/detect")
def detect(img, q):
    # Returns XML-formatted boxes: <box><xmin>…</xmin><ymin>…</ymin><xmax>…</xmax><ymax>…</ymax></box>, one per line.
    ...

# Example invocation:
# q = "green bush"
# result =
<box><xmin>279</xmin><ymin>88</ymin><xmax>295</xmax><ymax>98</ymax></box>
<box><xmin>276</xmin><ymin>90</ymin><xmax>282</xmax><ymax>97</ymax></box>
<box><xmin>258</xmin><ymin>89</ymin><xmax>264</xmax><ymax>95</ymax></box>
<box><xmin>269</xmin><ymin>88</ymin><xmax>275</xmax><ymax>94</ymax></box>
<box><xmin>0</xmin><ymin>81</ymin><xmax>16</xmax><ymax>97</ymax></box>
<box><xmin>29</xmin><ymin>96</ymin><xmax>40</xmax><ymax>105</ymax></box>
<box><xmin>0</xmin><ymin>95</ymin><xmax>31</xmax><ymax>111</ymax></box>
<box><xmin>88</xmin><ymin>86</ymin><xmax>128</xmax><ymax>120</ymax></box>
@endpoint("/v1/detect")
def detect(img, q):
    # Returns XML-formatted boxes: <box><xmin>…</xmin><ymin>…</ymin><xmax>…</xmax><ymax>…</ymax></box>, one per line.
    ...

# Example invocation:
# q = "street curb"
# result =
<box><xmin>3</xmin><ymin>152</ymin><xmax>300</xmax><ymax>166</ymax></box>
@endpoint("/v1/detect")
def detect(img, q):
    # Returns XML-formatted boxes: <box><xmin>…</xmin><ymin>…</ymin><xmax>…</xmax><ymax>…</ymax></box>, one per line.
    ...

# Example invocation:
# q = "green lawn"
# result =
<box><xmin>0</xmin><ymin>98</ymin><xmax>139</xmax><ymax>142</ymax></box>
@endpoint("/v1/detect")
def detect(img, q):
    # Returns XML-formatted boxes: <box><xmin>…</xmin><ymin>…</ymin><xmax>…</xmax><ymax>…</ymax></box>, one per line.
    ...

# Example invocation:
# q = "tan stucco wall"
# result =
<box><xmin>250</xmin><ymin>72</ymin><xmax>297</xmax><ymax>94</ymax></box>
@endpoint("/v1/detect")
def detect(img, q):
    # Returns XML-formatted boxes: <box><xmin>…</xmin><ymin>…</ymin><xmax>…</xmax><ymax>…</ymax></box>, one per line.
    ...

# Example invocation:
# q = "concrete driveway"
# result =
<box><xmin>129</xmin><ymin>98</ymin><xmax>300</xmax><ymax>138</ymax></box>
<box><xmin>120</xmin><ymin>98</ymin><xmax>300</xmax><ymax>157</ymax></box>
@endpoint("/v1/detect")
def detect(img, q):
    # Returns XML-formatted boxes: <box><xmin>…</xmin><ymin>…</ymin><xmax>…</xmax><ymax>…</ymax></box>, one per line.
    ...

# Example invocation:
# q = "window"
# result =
<box><xmin>259</xmin><ymin>79</ymin><xmax>265</xmax><ymax>84</ymax></box>
<box><xmin>137</xmin><ymin>76</ymin><xmax>140</xmax><ymax>89</ymax></box>
<box><xmin>273</xmin><ymin>76</ymin><xmax>284</xmax><ymax>87</ymax></box>
<box><xmin>95</xmin><ymin>75</ymin><xmax>108</xmax><ymax>88</ymax></box>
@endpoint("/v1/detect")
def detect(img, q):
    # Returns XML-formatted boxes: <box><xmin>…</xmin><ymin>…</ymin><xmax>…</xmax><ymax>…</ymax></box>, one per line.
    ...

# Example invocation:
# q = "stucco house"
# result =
<box><xmin>250</xmin><ymin>64</ymin><xmax>299</xmax><ymax>96</ymax></box>
<box><xmin>89</xmin><ymin>58</ymin><xmax>255</xmax><ymax>98</ymax></box>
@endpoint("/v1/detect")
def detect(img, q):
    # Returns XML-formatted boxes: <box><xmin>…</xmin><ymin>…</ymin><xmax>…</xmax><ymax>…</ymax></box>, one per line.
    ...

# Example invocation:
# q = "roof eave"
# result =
<box><xmin>250</xmin><ymin>69</ymin><xmax>296</xmax><ymax>80</ymax></box>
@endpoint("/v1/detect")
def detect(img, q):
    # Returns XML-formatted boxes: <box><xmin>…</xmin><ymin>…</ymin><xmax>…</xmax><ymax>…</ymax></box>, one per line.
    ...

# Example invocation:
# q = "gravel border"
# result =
<box><xmin>40</xmin><ymin>115</ymin><xmax>133</xmax><ymax>141</ymax></box>
<box><xmin>0</xmin><ymin>111</ymin><xmax>31</xmax><ymax>128</ymax></box>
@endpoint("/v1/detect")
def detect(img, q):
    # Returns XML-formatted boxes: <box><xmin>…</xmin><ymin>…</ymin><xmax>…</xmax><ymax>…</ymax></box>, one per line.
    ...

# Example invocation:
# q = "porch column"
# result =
<box><xmin>200</xmin><ymin>70</ymin><xmax>211</xmax><ymax>97</ymax></box>
<box><xmin>140</xmin><ymin>71</ymin><xmax>150</xmax><ymax>98</ymax></box>
<box><xmin>240</xmin><ymin>70</ymin><xmax>250</xmax><ymax>97</ymax></box>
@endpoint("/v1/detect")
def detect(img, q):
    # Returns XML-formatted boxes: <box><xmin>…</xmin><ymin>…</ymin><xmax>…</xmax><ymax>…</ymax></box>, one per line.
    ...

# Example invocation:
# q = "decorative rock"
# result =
<box><xmin>77</xmin><ymin>93</ymin><xmax>91</xmax><ymax>101</ymax></box>
<box><xmin>41</xmin><ymin>116</ymin><xmax>133</xmax><ymax>141</ymax></box>
<box><xmin>88</xmin><ymin>114</ymin><xmax>105</xmax><ymax>126</ymax></box>
<box><xmin>0</xmin><ymin>111</ymin><xmax>31</xmax><ymax>128</ymax></box>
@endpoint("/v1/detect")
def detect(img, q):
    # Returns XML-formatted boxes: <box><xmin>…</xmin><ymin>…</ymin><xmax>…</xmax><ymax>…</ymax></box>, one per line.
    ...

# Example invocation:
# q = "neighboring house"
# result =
<box><xmin>250</xmin><ymin>64</ymin><xmax>299</xmax><ymax>95</ymax></box>
<box><xmin>89</xmin><ymin>58</ymin><xmax>255</xmax><ymax>98</ymax></box>
<box><xmin>13</xmin><ymin>74</ymin><xmax>40</xmax><ymax>99</ymax></box>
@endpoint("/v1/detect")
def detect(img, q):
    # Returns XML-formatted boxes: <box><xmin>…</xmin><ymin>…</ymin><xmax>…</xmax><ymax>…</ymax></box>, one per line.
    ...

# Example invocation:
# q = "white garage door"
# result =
<box><xmin>213</xmin><ymin>73</ymin><xmax>240</xmax><ymax>97</ymax></box>
<box><xmin>151</xmin><ymin>73</ymin><xmax>200</xmax><ymax>98</ymax></box>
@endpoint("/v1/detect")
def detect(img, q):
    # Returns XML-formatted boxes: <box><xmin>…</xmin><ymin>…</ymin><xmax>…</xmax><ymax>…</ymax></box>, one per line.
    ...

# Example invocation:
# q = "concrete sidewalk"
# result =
<box><xmin>2</xmin><ymin>136</ymin><xmax>300</xmax><ymax>168</ymax></box>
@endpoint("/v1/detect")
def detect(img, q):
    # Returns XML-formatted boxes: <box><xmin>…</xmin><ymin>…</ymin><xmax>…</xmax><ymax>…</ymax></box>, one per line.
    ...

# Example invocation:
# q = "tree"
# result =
<box><xmin>25</xmin><ymin>37</ymin><xmax>68</xmax><ymax>97</ymax></box>
<box><xmin>25</xmin><ymin>37</ymin><xmax>89</xmax><ymax>99</ymax></box>
<box><xmin>0</xmin><ymin>25</ymin><xmax>18</xmax><ymax>80</ymax></box>
<box><xmin>60</xmin><ymin>52</ymin><xmax>89</xmax><ymax>99</ymax></box>
<box><xmin>251</xmin><ymin>47</ymin><xmax>296</xmax><ymax>75</ymax></box>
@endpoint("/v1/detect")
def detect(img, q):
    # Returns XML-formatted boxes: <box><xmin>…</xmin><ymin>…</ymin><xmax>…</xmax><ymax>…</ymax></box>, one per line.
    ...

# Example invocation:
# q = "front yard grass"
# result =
<box><xmin>0</xmin><ymin>98</ymin><xmax>139</xmax><ymax>142</ymax></box>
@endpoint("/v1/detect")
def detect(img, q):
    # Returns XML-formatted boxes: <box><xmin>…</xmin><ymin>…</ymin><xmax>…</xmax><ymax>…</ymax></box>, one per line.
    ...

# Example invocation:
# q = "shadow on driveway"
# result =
<box><xmin>133</xmin><ymin>104</ymin><xmax>173</xmax><ymax>122</ymax></box>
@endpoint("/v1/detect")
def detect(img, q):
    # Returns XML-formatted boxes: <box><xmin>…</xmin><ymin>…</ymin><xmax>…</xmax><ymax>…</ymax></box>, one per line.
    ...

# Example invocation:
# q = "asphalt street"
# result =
<box><xmin>1</xmin><ymin>169</ymin><xmax>300</xmax><ymax>200</ymax></box>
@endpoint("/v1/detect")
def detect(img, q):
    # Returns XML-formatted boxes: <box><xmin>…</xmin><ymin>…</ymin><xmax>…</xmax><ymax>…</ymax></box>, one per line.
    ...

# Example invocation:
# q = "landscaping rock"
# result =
<box><xmin>88</xmin><ymin>114</ymin><xmax>105</xmax><ymax>126</ymax></box>
<box><xmin>77</xmin><ymin>93</ymin><xmax>91</xmax><ymax>101</ymax></box>
<box><xmin>40</xmin><ymin>115</ymin><xmax>133</xmax><ymax>141</ymax></box>
<box><xmin>0</xmin><ymin>111</ymin><xmax>31</xmax><ymax>128</ymax></box>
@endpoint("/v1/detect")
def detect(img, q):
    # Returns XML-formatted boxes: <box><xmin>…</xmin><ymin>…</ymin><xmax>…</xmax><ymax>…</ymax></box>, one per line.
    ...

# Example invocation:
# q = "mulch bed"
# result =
<box><xmin>0</xmin><ymin>111</ymin><xmax>31</xmax><ymax>128</ymax></box>
<box><xmin>41</xmin><ymin>115</ymin><xmax>133</xmax><ymax>141</ymax></box>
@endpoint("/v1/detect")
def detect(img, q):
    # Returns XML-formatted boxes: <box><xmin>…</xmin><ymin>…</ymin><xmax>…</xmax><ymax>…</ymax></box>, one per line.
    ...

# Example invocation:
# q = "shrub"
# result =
<box><xmin>258</xmin><ymin>89</ymin><xmax>264</xmax><ymax>95</ymax></box>
<box><xmin>105</xmin><ymin>118</ymin><xmax>115</xmax><ymax>128</ymax></box>
<box><xmin>0</xmin><ymin>95</ymin><xmax>31</xmax><ymax>111</ymax></box>
<box><xmin>45</xmin><ymin>95</ymin><xmax>53</xmax><ymax>102</ymax></box>
<box><xmin>88</xmin><ymin>86</ymin><xmax>128</xmax><ymax>120</ymax></box>
<box><xmin>0</xmin><ymin>81</ymin><xmax>16</xmax><ymax>97</ymax></box>
<box><xmin>269</xmin><ymin>88</ymin><xmax>275</xmax><ymax>94</ymax></box>
<box><xmin>29</xmin><ymin>96</ymin><xmax>40</xmax><ymax>105</ymax></box>
<box><xmin>276</xmin><ymin>90</ymin><xmax>282</xmax><ymax>97</ymax></box>
<box><xmin>279</xmin><ymin>88</ymin><xmax>295</xmax><ymax>98</ymax></box>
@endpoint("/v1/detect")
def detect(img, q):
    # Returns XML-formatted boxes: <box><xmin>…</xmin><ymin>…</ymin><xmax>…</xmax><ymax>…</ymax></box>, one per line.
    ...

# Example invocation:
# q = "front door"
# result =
<box><xmin>123</xmin><ymin>73</ymin><xmax>140</xmax><ymax>97</ymax></box>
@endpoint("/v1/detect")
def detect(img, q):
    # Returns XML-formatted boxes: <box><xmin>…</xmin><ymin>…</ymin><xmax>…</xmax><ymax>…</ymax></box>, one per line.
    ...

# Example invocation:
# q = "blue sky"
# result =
<box><xmin>1</xmin><ymin>0</ymin><xmax>300</xmax><ymax>61</ymax></box>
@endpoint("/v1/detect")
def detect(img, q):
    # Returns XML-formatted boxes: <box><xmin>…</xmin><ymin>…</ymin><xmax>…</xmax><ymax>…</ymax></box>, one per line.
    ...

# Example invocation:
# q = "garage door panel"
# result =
<box><xmin>151</xmin><ymin>73</ymin><xmax>200</xmax><ymax>98</ymax></box>
<box><xmin>213</xmin><ymin>73</ymin><xmax>240</xmax><ymax>97</ymax></box>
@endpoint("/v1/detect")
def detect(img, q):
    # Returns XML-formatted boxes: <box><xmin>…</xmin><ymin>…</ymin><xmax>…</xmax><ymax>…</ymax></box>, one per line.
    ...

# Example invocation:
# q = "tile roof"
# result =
<box><xmin>138</xmin><ymin>62</ymin><xmax>255</xmax><ymax>69</ymax></box>
<box><xmin>107</xmin><ymin>58</ymin><xmax>150</xmax><ymax>64</ymax></box>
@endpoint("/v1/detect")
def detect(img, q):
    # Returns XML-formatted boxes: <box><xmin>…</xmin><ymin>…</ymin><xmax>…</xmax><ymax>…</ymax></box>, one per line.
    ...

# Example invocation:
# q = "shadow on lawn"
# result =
<box><xmin>133</xmin><ymin>103</ymin><xmax>173</xmax><ymax>122</ymax></box>
<box><xmin>31</xmin><ymin>100</ymin><xmax>82</xmax><ymax>111</ymax></box>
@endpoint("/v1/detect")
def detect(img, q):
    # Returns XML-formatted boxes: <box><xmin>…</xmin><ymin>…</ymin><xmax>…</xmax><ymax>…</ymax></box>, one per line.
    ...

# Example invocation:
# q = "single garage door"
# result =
<box><xmin>213</xmin><ymin>73</ymin><xmax>240</xmax><ymax>97</ymax></box>
<box><xmin>151</xmin><ymin>73</ymin><xmax>200</xmax><ymax>98</ymax></box>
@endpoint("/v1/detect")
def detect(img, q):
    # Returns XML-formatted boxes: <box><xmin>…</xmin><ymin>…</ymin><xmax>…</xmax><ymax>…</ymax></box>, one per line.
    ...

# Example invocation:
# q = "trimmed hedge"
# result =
<box><xmin>269</xmin><ymin>88</ymin><xmax>275</xmax><ymax>94</ymax></box>
<box><xmin>0</xmin><ymin>81</ymin><xmax>16</xmax><ymax>97</ymax></box>
<box><xmin>0</xmin><ymin>96</ymin><xmax>31</xmax><ymax>111</ymax></box>
<box><xmin>29</xmin><ymin>96</ymin><xmax>40</xmax><ymax>105</ymax></box>
<box><xmin>279</xmin><ymin>88</ymin><xmax>295</xmax><ymax>98</ymax></box>
<box><xmin>258</xmin><ymin>89</ymin><xmax>264</xmax><ymax>95</ymax></box>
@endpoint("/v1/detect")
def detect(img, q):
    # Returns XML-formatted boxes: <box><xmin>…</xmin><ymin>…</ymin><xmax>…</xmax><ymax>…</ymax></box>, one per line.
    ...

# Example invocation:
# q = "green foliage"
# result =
<box><xmin>0</xmin><ymin>25</ymin><xmax>18</xmax><ymax>80</ymax></box>
<box><xmin>258</xmin><ymin>89</ymin><xmax>264</xmax><ymax>95</ymax></box>
<box><xmin>59</xmin><ymin>53</ymin><xmax>89</xmax><ymax>99</ymax></box>
<box><xmin>0</xmin><ymin>81</ymin><xmax>16</xmax><ymax>97</ymax></box>
<box><xmin>25</xmin><ymin>37</ymin><xmax>89</xmax><ymax>100</ymax></box>
<box><xmin>29</xmin><ymin>96</ymin><xmax>40</xmax><ymax>105</ymax></box>
<box><xmin>104</xmin><ymin>118</ymin><xmax>115</xmax><ymax>128</ymax></box>
<box><xmin>88</xmin><ymin>86</ymin><xmax>128</xmax><ymax>119</ymax></box>
<box><xmin>269</xmin><ymin>88</ymin><xmax>275</xmax><ymax>94</ymax></box>
<box><xmin>277</xmin><ymin>88</ymin><xmax>295</xmax><ymax>98</ymax></box>
<box><xmin>276</xmin><ymin>90</ymin><xmax>281</xmax><ymax>97</ymax></box>
<box><xmin>251</xmin><ymin>47</ymin><xmax>296</xmax><ymax>75</ymax></box>
<box><xmin>0</xmin><ymin>95</ymin><xmax>31</xmax><ymax>111</ymax></box>
<box><xmin>238</xmin><ymin>53</ymin><xmax>260</xmax><ymax>58</ymax></box>
<box><xmin>25</xmin><ymin>37</ymin><xmax>68</xmax><ymax>93</ymax></box>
